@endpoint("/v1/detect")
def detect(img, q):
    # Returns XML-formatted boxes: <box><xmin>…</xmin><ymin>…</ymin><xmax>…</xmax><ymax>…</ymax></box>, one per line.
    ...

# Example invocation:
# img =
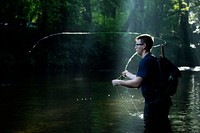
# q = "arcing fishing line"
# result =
<box><xmin>125</xmin><ymin>52</ymin><xmax>137</xmax><ymax>71</ymax></box>
<box><xmin>152</xmin><ymin>36</ymin><xmax>166</xmax><ymax>48</ymax></box>
<box><xmin>116</xmin><ymin>52</ymin><xmax>141</xmax><ymax>117</ymax></box>
<box><xmin>115</xmin><ymin>86</ymin><xmax>143</xmax><ymax>116</ymax></box>
<box><xmin>28</xmin><ymin>32</ymin><xmax>92</xmax><ymax>53</ymax></box>
<box><xmin>115</xmin><ymin>86</ymin><xmax>135</xmax><ymax>116</ymax></box>
<box><xmin>28</xmin><ymin>31</ymin><xmax>140</xmax><ymax>53</ymax></box>
<box><xmin>28</xmin><ymin>32</ymin><xmax>166</xmax><ymax>53</ymax></box>
<box><xmin>29</xmin><ymin>31</ymin><xmax>166</xmax><ymax>117</ymax></box>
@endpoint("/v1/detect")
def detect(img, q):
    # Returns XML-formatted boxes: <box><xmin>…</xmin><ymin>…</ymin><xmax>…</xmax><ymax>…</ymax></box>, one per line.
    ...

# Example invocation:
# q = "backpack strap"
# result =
<box><xmin>160</xmin><ymin>44</ymin><xmax>165</xmax><ymax>58</ymax></box>
<box><xmin>158</xmin><ymin>44</ymin><xmax>165</xmax><ymax>88</ymax></box>
<box><xmin>157</xmin><ymin>57</ymin><xmax>164</xmax><ymax>94</ymax></box>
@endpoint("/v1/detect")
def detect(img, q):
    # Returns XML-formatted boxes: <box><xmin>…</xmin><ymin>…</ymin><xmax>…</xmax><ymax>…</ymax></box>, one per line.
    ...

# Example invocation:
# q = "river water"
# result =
<box><xmin>0</xmin><ymin>70</ymin><xmax>200</xmax><ymax>133</ymax></box>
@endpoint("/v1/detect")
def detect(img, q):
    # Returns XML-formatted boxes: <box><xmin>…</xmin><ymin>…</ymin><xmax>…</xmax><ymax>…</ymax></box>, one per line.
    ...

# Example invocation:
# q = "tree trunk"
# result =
<box><xmin>179</xmin><ymin>0</ymin><xmax>196</xmax><ymax>66</ymax></box>
<box><xmin>58</xmin><ymin>0</ymin><xmax>69</xmax><ymax>31</ymax></box>
<box><xmin>124</xmin><ymin>0</ymin><xmax>144</xmax><ymax>32</ymax></box>
<box><xmin>82</xmin><ymin>0</ymin><xmax>92</xmax><ymax>24</ymax></box>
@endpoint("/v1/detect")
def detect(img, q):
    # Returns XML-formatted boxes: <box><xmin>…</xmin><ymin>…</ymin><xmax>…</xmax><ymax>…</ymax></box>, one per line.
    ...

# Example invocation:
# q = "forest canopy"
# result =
<box><xmin>0</xmin><ymin>0</ymin><xmax>200</xmax><ymax>73</ymax></box>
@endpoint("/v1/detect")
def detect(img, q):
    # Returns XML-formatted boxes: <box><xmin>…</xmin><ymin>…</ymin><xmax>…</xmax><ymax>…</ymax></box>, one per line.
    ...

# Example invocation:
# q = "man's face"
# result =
<box><xmin>135</xmin><ymin>39</ymin><xmax>144</xmax><ymax>56</ymax></box>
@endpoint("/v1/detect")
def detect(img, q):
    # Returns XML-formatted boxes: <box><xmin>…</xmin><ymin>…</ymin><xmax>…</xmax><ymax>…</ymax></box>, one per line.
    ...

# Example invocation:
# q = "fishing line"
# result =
<box><xmin>124</xmin><ymin>52</ymin><xmax>137</xmax><ymax>71</ymax></box>
<box><xmin>116</xmin><ymin>85</ymin><xmax>140</xmax><ymax>116</ymax></box>
<box><xmin>28</xmin><ymin>31</ymin><xmax>140</xmax><ymax>53</ymax></box>
<box><xmin>28</xmin><ymin>31</ymin><xmax>166</xmax><ymax>53</ymax></box>
<box><xmin>28</xmin><ymin>31</ymin><xmax>166</xmax><ymax>117</ymax></box>
<box><xmin>115</xmin><ymin>52</ymin><xmax>141</xmax><ymax>117</ymax></box>
<box><xmin>153</xmin><ymin>36</ymin><xmax>167</xmax><ymax>48</ymax></box>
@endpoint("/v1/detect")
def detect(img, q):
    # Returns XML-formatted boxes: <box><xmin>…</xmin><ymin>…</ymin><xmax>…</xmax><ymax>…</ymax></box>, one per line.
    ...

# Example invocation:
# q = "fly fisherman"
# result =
<box><xmin>112</xmin><ymin>34</ymin><xmax>172</xmax><ymax>133</ymax></box>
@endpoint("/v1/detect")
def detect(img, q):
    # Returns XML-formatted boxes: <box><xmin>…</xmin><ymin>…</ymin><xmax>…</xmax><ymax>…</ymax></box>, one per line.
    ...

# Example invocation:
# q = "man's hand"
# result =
<box><xmin>122</xmin><ymin>70</ymin><xmax>136</xmax><ymax>79</ymax></box>
<box><xmin>112</xmin><ymin>79</ymin><xmax>121</xmax><ymax>86</ymax></box>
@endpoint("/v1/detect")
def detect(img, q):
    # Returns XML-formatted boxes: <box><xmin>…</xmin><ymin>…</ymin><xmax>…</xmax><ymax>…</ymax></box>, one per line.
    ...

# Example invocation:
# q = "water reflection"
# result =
<box><xmin>170</xmin><ymin>71</ymin><xmax>200</xmax><ymax>132</ymax></box>
<box><xmin>179</xmin><ymin>66</ymin><xmax>200</xmax><ymax>71</ymax></box>
<box><xmin>0</xmin><ymin>71</ymin><xmax>200</xmax><ymax>132</ymax></box>
<box><xmin>115</xmin><ymin>86</ymin><xmax>144</xmax><ymax>119</ymax></box>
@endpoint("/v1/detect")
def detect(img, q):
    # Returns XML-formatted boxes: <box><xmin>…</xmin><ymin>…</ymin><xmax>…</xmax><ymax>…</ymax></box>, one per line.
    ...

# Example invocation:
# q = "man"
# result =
<box><xmin>112</xmin><ymin>34</ymin><xmax>172</xmax><ymax>133</ymax></box>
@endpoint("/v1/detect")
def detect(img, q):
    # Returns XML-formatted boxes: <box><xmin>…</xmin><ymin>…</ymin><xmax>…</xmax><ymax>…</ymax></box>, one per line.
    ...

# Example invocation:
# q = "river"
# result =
<box><xmin>0</xmin><ymin>70</ymin><xmax>200</xmax><ymax>133</ymax></box>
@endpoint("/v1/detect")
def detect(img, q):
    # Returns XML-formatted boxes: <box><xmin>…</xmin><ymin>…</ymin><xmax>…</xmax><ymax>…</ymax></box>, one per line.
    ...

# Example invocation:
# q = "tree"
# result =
<box><xmin>124</xmin><ymin>0</ymin><xmax>144</xmax><ymax>32</ymax></box>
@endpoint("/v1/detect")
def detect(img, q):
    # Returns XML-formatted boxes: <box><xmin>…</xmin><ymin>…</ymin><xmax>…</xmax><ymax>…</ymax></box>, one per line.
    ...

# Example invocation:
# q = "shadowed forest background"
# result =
<box><xmin>1</xmin><ymin>1</ymin><xmax>200</xmax><ymax>133</ymax></box>
<box><xmin>0</xmin><ymin>0</ymin><xmax>200</xmax><ymax>74</ymax></box>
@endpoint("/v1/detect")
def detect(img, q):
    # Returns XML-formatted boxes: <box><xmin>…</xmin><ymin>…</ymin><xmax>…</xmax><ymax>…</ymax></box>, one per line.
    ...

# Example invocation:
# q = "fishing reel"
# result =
<box><xmin>118</xmin><ymin>75</ymin><xmax>126</xmax><ymax>80</ymax></box>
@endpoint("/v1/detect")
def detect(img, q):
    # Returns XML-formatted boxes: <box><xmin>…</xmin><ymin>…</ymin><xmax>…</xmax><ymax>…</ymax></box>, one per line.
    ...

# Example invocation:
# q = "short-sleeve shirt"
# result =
<box><xmin>137</xmin><ymin>53</ymin><xmax>160</xmax><ymax>102</ymax></box>
<box><xmin>137</xmin><ymin>53</ymin><xmax>172</xmax><ymax>120</ymax></box>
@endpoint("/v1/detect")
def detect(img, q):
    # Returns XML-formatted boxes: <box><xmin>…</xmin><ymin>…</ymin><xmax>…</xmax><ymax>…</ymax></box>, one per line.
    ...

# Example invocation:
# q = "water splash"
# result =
<box><xmin>129</xmin><ymin>112</ymin><xmax>144</xmax><ymax>119</ymax></box>
<box><xmin>76</xmin><ymin>97</ymin><xmax>92</xmax><ymax>102</ymax></box>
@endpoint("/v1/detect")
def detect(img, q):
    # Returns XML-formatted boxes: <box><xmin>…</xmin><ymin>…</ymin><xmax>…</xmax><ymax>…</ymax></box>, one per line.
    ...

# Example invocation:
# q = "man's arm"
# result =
<box><xmin>122</xmin><ymin>70</ymin><xmax>136</xmax><ymax>79</ymax></box>
<box><xmin>112</xmin><ymin>76</ymin><xmax>143</xmax><ymax>88</ymax></box>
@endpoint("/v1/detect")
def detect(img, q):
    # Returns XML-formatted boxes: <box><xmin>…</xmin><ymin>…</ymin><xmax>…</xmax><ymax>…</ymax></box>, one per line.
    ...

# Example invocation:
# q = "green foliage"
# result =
<box><xmin>189</xmin><ymin>0</ymin><xmax>200</xmax><ymax>34</ymax></box>
<box><xmin>0</xmin><ymin>0</ymin><xmax>200</xmax><ymax>73</ymax></box>
<box><xmin>171</xmin><ymin>0</ymin><xmax>189</xmax><ymax>13</ymax></box>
